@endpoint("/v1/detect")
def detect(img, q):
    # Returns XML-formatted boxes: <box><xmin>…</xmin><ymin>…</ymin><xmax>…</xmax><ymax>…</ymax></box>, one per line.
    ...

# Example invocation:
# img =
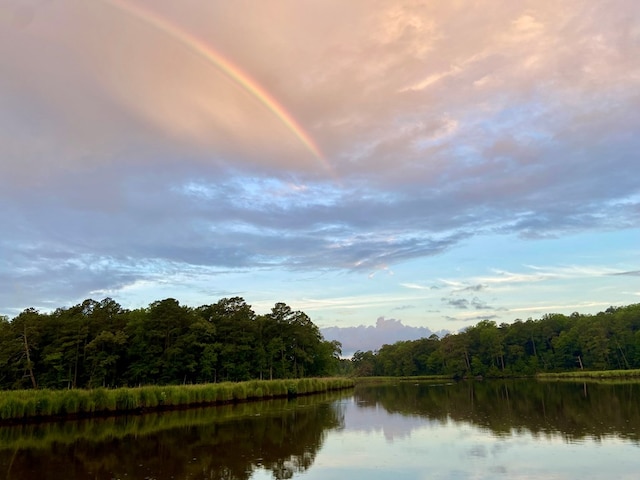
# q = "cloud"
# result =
<box><xmin>612</xmin><ymin>270</ymin><xmax>640</xmax><ymax>277</ymax></box>
<box><xmin>460</xmin><ymin>284</ymin><xmax>484</xmax><ymax>292</ymax></box>
<box><xmin>445</xmin><ymin>314</ymin><xmax>499</xmax><ymax>323</ymax></box>
<box><xmin>470</xmin><ymin>297</ymin><xmax>493</xmax><ymax>310</ymax></box>
<box><xmin>321</xmin><ymin>317</ymin><xmax>444</xmax><ymax>357</ymax></box>
<box><xmin>1</xmin><ymin>0</ymin><xmax>639</xmax><ymax>317</ymax></box>
<box><xmin>392</xmin><ymin>305</ymin><xmax>415</xmax><ymax>311</ymax></box>
<box><xmin>465</xmin><ymin>264</ymin><xmax>621</xmax><ymax>291</ymax></box>
<box><xmin>401</xmin><ymin>283</ymin><xmax>431</xmax><ymax>290</ymax></box>
<box><xmin>444</xmin><ymin>298</ymin><xmax>470</xmax><ymax>310</ymax></box>
<box><xmin>442</xmin><ymin>296</ymin><xmax>496</xmax><ymax>311</ymax></box>
<box><xmin>507</xmin><ymin>302</ymin><xmax>613</xmax><ymax>314</ymax></box>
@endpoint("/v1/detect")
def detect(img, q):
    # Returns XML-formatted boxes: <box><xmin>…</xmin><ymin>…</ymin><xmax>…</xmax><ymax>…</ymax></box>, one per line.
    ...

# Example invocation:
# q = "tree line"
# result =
<box><xmin>0</xmin><ymin>297</ymin><xmax>342</xmax><ymax>390</ymax></box>
<box><xmin>352</xmin><ymin>304</ymin><xmax>640</xmax><ymax>378</ymax></box>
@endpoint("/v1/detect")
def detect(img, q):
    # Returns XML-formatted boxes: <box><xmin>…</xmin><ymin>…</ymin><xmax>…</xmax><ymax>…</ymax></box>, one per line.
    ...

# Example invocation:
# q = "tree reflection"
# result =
<box><xmin>0</xmin><ymin>392</ymin><xmax>347</xmax><ymax>480</ymax></box>
<box><xmin>353</xmin><ymin>380</ymin><xmax>640</xmax><ymax>443</ymax></box>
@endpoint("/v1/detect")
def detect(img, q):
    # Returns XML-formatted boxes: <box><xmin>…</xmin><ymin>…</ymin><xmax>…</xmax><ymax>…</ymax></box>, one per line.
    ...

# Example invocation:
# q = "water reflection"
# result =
<box><xmin>306</xmin><ymin>380</ymin><xmax>640</xmax><ymax>480</ymax></box>
<box><xmin>352</xmin><ymin>380</ymin><xmax>640</xmax><ymax>444</ymax></box>
<box><xmin>0</xmin><ymin>391</ymin><xmax>348</xmax><ymax>480</ymax></box>
<box><xmin>2</xmin><ymin>381</ymin><xmax>640</xmax><ymax>479</ymax></box>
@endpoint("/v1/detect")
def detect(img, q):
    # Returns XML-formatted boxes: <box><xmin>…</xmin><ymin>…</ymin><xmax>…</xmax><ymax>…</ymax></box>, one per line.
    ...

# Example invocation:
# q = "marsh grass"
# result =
<box><xmin>537</xmin><ymin>369</ymin><xmax>640</xmax><ymax>380</ymax></box>
<box><xmin>0</xmin><ymin>378</ymin><xmax>353</xmax><ymax>422</ymax></box>
<box><xmin>0</xmin><ymin>389</ymin><xmax>352</xmax><ymax>451</ymax></box>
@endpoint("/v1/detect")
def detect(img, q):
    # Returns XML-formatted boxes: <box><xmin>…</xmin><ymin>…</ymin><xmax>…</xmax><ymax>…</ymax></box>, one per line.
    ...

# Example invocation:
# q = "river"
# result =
<box><xmin>1</xmin><ymin>379</ymin><xmax>639</xmax><ymax>479</ymax></box>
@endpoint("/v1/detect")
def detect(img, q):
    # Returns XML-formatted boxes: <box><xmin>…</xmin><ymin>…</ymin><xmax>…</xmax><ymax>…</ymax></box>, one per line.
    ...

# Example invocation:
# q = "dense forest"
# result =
<box><xmin>352</xmin><ymin>304</ymin><xmax>640</xmax><ymax>378</ymax></box>
<box><xmin>3</xmin><ymin>299</ymin><xmax>640</xmax><ymax>390</ymax></box>
<box><xmin>0</xmin><ymin>297</ymin><xmax>342</xmax><ymax>390</ymax></box>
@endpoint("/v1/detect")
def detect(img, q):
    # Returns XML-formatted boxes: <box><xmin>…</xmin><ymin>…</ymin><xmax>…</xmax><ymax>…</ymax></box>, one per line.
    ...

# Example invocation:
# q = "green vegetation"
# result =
<box><xmin>537</xmin><ymin>368</ymin><xmax>640</xmax><ymax>380</ymax></box>
<box><xmin>4</xmin><ymin>295</ymin><xmax>640</xmax><ymax>392</ymax></box>
<box><xmin>1</xmin><ymin>390</ymin><xmax>347</xmax><ymax>480</ymax></box>
<box><xmin>351</xmin><ymin>304</ymin><xmax>640</xmax><ymax>378</ymax></box>
<box><xmin>0</xmin><ymin>377</ymin><xmax>353</xmax><ymax>421</ymax></box>
<box><xmin>353</xmin><ymin>379</ymin><xmax>640</xmax><ymax>443</ymax></box>
<box><xmin>0</xmin><ymin>297</ymin><xmax>343</xmax><ymax>390</ymax></box>
<box><xmin>0</xmin><ymin>389</ymin><xmax>350</xmax><ymax>452</ymax></box>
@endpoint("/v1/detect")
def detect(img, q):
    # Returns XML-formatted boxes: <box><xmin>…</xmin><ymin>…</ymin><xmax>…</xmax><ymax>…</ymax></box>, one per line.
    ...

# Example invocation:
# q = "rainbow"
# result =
<box><xmin>101</xmin><ymin>0</ymin><xmax>327</xmax><ymax>170</ymax></box>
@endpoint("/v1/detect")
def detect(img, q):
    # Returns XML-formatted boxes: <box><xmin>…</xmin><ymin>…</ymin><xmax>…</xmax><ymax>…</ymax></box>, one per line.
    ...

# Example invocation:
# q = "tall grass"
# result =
<box><xmin>537</xmin><ymin>369</ymin><xmax>640</xmax><ymax>380</ymax></box>
<box><xmin>0</xmin><ymin>377</ymin><xmax>354</xmax><ymax>422</ymax></box>
<box><xmin>0</xmin><ymin>389</ymin><xmax>352</xmax><ymax>451</ymax></box>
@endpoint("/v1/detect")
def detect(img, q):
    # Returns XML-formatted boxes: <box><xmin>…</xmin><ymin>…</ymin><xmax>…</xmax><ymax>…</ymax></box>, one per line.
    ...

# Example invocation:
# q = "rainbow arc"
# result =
<box><xmin>101</xmin><ymin>0</ymin><xmax>328</xmax><ymax>171</ymax></box>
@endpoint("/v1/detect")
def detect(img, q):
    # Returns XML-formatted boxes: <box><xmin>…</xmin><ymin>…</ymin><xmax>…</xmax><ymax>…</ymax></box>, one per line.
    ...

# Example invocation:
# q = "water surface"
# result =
<box><xmin>1</xmin><ymin>380</ymin><xmax>639</xmax><ymax>479</ymax></box>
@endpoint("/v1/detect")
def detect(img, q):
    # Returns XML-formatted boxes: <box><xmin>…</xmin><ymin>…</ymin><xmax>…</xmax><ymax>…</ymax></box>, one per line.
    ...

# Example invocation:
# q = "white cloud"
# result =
<box><xmin>321</xmin><ymin>316</ymin><xmax>441</xmax><ymax>356</ymax></box>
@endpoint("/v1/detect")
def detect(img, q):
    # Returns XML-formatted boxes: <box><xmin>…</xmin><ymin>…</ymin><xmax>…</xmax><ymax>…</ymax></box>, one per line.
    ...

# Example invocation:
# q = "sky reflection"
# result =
<box><xmin>252</xmin><ymin>395</ymin><xmax>640</xmax><ymax>480</ymax></box>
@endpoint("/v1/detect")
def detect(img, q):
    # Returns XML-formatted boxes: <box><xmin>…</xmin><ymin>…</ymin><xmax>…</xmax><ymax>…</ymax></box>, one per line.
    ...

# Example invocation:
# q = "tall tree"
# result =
<box><xmin>201</xmin><ymin>297</ymin><xmax>256</xmax><ymax>382</ymax></box>
<box><xmin>8</xmin><ymin>308</ymin><xmax>42</xmax><ymax>389</ymax></box>
<box><xmin>126</xmin><ymin>298</ymin><xmax>196</xmax><ymax>385</ymax></box>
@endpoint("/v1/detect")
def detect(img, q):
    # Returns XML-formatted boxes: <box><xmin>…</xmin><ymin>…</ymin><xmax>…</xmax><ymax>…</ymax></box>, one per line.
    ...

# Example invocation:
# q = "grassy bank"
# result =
<box><xmin>0</xmin><ymin>389</ymin><xmax>351</xmax><ymax>451</ymax></box>
<box><xmin>0</xmin><ymin>377</ymin><xmax>354</xmax><ymax>423</ymax></box>
<box><xmin>537</xmin><ymin>369</ymin><xmax>640</xmax><ymax>380</ymax></box>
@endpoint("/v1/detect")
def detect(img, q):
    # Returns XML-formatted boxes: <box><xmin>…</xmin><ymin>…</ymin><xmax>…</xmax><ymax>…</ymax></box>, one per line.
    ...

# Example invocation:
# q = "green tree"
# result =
<box><xmin>200</xmin><ymin>297</ymin><xmax>256</xmax><ymax>382</ymax></box>
<box><xmin>125</xmin><ymin>299</ymin><xmax>196</xmax><ymax>384</ymax></box>
<box><xmin>9</xmin><ymin>308</ymin><xmax>43</xmax><ymax>389</ymax></box>
<box><xmin>352</xmin><ymin>350</ymin><xmax>376</xmax><ymax>376</ymax></box>
<box><xmin>439</xmin><ymin>333</ymin><xmax>470</xmax><ymax>378</ymax></box>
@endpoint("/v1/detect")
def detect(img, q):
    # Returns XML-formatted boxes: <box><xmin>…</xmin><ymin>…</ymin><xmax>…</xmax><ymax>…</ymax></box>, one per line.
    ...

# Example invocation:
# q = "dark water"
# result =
<box><xmin>1</xmin><ymin>380</ymin><xmax>640</xmax><ymax>479</ymax></box>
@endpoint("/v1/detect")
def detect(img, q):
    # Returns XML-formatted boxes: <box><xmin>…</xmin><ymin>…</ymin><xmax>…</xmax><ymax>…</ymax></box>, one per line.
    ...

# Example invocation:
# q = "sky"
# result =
<box><xmin>1</xmin><ymin>0</ymin><xmax>639</xmax><ymax>343</ymax></box>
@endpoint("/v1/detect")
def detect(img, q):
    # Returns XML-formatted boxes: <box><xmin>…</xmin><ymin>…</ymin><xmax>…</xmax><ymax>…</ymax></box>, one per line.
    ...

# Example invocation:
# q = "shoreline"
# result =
<box><xmin>0</xmin><ymin>377</ymin><xmax>354</xmax><ymax>424</ymax></box>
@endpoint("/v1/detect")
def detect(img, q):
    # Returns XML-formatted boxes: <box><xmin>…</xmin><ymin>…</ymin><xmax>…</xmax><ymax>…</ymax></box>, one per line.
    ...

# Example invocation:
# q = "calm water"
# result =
<box><xmin>1</xmin><ymin>380</ymin><xmax>640</xmax><ymax>479</ymax></box>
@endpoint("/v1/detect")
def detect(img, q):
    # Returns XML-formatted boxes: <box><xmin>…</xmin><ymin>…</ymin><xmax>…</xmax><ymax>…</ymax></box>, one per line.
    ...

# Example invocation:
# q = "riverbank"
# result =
<box><xmin>0</xmin><ymin>377</ymin><xmax>354</xmax><ymax>423</ymax></box>
<box><xmin>0</xmin><ymin>389</ymin><xmax>352</xmax><ymax>451</ymax></box>
<box><xmin>537</xmin><ymin>369</ymin><xmax>640</xmax><ymax>380</ymax></box>
<box><xmin>356</xmin><ymin>369</ymin><xmax>640</xmax><ymax>384</ymax></box>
